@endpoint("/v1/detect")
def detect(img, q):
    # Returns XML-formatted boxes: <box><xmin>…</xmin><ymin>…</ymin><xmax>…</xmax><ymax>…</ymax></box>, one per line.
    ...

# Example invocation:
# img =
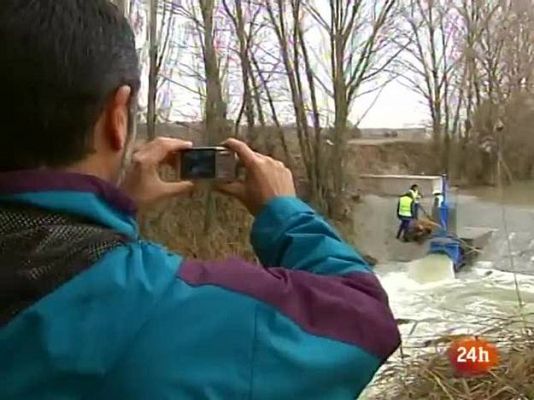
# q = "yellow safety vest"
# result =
<box><xmin>398</xmin><ymin>195</ymin><xmax>414</xmax><ymax>218</ymax></box>
<box><xmin>410</xmin><ymin>189</ymin><xmax>421</xmax><ymax>203</ymax></box>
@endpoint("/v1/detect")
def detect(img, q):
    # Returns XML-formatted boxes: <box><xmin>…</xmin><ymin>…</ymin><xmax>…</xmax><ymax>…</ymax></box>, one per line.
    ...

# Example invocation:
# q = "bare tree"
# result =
<box><xmin>452</xmin><ymin>0</ymin><xmax>534</xmax><ymax>184</ymax></box>
<box><xmin>307</xmin><ymin>0</ymin><xmax>401</xmax><ymax>211</ymax></box>
<box><xmin>260</xmin><ymin>0</ymin><xmax>328</xmax><ymax>209</ymax></box>
<box><xmin>133</xmin><ymin>0</ymin><xmax>182</xmax><ymax>138</ymax></box>
<box><xmin>169</xmin><ymin>0</ymin><xmax>232</xmax><ymax>232</ymax></box>
<box><xmin>453</xmin><ymin>0</ymin><xmax>500</xmax><ymax>182</ymax></box>
<box><xmin>197</xmin><ymin>0</ymin><xmax>228</xmax><ymax>144</ymax></box>
<box><xmin>490</xmin><ymin>0</ymin><xmax>534</xmax><ymax>182</ymax></box>
<box><xmin>253</xmin><ymin>0</ymin><xmax>401</xmax><ymax>216</ymax></box>
<box><xmin>221</xmin><ymin>0</ymin><xmax>257</xmax><ymax>136</ymax></box>
<box><xmin>113</xmin><ymin>0</ymin><xmax>130</xmax><ymax>15</ymax></box>
<box><xmin>248</xmin><ymin>45</ymin><xmax>294</xmax><ymax>163</ymax></box>
<box><xmin>396</xmin><ymin>0</ymin><xmax>462</xmax><ymax>144</ymax></box>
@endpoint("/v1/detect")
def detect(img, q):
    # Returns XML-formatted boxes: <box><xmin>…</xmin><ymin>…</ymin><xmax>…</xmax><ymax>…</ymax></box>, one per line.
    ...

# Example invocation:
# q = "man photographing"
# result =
<box><xmin>0</xmin><ymin>1</ymin><xmax>400</xmax><ymax>399</ymax></box>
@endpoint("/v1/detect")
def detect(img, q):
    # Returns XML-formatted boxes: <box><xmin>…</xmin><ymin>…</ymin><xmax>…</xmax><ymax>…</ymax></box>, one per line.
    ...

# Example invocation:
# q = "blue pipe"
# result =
<box><xmin>441</xmin><ymin>174</ymin><xmax>448</xmax><ymax>206</ymax></box>
<box><xmin>428</xmin><ymin>232</ymin><xmax>464</xmax><ymax>271</ymax></box>
<box><xmin>439</xmin><ymin>174</ymin><xmax>449</xmax><ymax>230</ymax></box>
<box><xmin>427</xmin><ymin>175</ymin><xmax>464</xmax><ymax>271</ymax></box>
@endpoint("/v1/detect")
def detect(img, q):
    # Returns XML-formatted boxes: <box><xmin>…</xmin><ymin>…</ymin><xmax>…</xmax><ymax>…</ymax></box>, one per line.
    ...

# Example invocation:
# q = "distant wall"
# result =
<box><xmin>359</xmin><ymin>127</ymin><xmax>429</xmax><ymax>141</ymax></box>
<box><xmin>359</xmin><ymin>175</ymin><xmax>443</xmax><ymax>197</ymax></box>
<box><xmin>139</xmin><ymin>123</ymin><xmax>430</xmax><ymax>142</ymax></box>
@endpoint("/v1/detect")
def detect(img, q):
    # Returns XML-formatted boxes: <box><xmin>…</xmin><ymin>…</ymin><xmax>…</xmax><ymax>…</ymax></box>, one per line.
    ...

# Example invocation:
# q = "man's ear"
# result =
<box><xmin>104</xmin><ymin>85</ymin><xmax>132</xmax><ymax>152</ymax></box>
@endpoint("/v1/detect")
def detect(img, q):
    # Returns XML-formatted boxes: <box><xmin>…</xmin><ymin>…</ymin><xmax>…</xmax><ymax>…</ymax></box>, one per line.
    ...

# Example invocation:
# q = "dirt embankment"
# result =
<box><xmin>348</xmin><ymin>140</ymin><xmax>439</xmax><ymax>177</ymax></box>
<box><xmin>139</xmin><ymin>123</ymin><xmax>439</xmax><ymax>177</ymax></box>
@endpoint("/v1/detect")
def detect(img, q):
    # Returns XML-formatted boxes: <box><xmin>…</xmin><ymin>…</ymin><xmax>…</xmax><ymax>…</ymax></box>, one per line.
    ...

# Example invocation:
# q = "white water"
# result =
<box><xmin>377</xmin><ymin>262</ymin><xmax>534</xmax><ymax>342</ymax></box>
<box><xmin>407</xmin><ymin>253</ymin><xmax>455</xmax><ymax>284</ymax></box>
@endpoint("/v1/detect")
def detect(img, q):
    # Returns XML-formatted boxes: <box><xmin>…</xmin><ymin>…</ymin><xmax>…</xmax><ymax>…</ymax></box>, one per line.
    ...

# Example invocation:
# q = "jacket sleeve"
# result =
<box><xmin>100</xmin><ymin>197</ymin><xmax>400</xmax><ymax>400</ymax></box>
<box><xmin>251</xmin><ymin>197</ymin><xmax>372</xmax><ymax>275</ymax></box>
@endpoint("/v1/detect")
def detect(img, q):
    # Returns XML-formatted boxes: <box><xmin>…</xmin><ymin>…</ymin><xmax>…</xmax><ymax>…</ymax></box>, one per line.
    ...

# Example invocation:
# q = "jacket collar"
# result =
<box><xmin>0</xmin><ymin>170</ymin><xmax>138</xmax><ymax>238</ymax></box>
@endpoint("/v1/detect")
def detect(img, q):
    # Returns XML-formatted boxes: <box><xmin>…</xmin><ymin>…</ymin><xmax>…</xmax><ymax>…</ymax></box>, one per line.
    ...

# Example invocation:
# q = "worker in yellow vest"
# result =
<box><xmin>396</xmin><ymin>191</ymin><xmax>416</xmax><ymax>241</ymax></box>
<box><xmin>409</xmin><ymin>184</ymin><xmax>421</xmax><ymax>219</ymax></box>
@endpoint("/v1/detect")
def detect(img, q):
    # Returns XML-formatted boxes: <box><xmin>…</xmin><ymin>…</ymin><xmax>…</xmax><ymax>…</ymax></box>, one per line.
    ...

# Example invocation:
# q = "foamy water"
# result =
<box><xmin>407</xmin><ymin>253</ymin><xmax>455</xmax><ymax>283</ymax></box>
<box><xmin>377</xmin><ymin>261</ymin><xmax>534</xmax><ymax>342</ymax></box>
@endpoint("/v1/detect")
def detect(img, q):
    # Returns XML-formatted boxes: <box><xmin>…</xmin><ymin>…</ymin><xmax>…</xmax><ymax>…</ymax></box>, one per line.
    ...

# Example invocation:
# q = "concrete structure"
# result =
<box><xmin>359</xmin><ymin>174</ymin><xmax>444</xmax><ymax>197</ymax></box>
<box><xmin>458</xmin><ymin>227</ymin><xmax>494</xmax><ymax>248</ymax></box>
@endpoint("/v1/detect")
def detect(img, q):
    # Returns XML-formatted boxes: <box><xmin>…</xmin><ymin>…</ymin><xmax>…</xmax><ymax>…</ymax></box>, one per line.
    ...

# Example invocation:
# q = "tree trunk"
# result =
<box><xmin>115</xmin><ymin>0</ymin><xmax>129</xmax><ymax>15</ymax></box>
<box><xmin>197</xmin><ymin>0</ymin><xmax>228</xmax><ymax>233</ymax></box>
<box><xmin>234</xmin><ymin>0</ymin><xmax>255</xmax><ymax>132</ymax></box>
<box><xmin>329</xmin><ymin>99</ymin><xmax>348</xmax><ymax>214</ymax></box>
<box><xmin>147</xmin><ymin>0</ymin><xmax>158</xmax><ymax>140</ymax></box>
<box><xmin>330</xmin><ymin>14</ymin><xmax>348</xmax><ymax>215</ymax></box>
<box><xmin>200</xmin><ymin>0</ymin><xmax>227</xmax><ymax>145</ymax></box>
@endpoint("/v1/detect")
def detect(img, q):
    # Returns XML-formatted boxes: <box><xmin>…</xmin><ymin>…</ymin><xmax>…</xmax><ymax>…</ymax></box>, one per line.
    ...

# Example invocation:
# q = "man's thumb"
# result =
<box><xmin>164</xmin><ymin>181</ymin><xmax>195</xmax><ymax>196</ymax></box>
<box><xmin>216</xmin><ymin>181</ymin><xmax>246</xmax><ymax>200</ymax></box>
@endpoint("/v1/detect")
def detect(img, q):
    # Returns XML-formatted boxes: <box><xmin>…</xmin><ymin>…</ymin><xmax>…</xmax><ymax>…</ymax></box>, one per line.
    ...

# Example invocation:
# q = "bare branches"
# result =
<box><xmin>396</xmin><ymin>0</ymin><xmax>466</xmax><ymax>145</ymax></box>
<box><xmin>299</xmin><ymin>0</ymin><xmax>401</xmax><ymax>212</ymax></box>
<box><xmin>132</xmin><ymin>0</ymin><xmax>534</xmax><ymax>189</ymax></box>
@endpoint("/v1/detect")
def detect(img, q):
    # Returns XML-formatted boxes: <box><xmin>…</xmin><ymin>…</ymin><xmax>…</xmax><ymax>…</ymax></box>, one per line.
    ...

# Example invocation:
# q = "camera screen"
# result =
<box><xmin>181</xmin><ymin>149</ymin><xmax>217</xmax><ymax>180</ymax></box>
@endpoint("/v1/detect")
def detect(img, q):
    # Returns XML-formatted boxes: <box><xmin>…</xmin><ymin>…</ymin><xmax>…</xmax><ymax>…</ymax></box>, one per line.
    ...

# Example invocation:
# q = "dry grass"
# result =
<box><xmin>140</xmin><ymin>189</ymin><xmax>356</xmax><ymax>261</ymax></box>
<box><xmin>371</xmin><ymin>317</ymin><xmax>534</xmax><ymax>400</ymax></box>
<box><xmin>139</xmin><ymin>188</ymin><xmax>256</xmax><ymax>261</ymax></box>
<box><xmin>138</xmin><ymin>165</ymin><xmax>357</xmax><ymax>261</ymax></box>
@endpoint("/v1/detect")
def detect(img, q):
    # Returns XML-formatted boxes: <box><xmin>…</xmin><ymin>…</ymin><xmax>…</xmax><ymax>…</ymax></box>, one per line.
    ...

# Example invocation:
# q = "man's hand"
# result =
<box><xmin>120</xmin><ymin>137</ymin><xmax>194</xmax><ymax>210</ymax></box>
<box><xmin>217</xmin><ymin>138</ymin><xmax>296</xmax><ymax>215</ymax></box>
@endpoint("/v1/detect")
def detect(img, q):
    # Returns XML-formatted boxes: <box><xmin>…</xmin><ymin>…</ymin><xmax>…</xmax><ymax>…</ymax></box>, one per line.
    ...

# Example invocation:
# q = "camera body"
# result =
<box><xmin>179</xmin><ymin>147</ymin><xmax>238</xmax><ymax>181</ymax></box>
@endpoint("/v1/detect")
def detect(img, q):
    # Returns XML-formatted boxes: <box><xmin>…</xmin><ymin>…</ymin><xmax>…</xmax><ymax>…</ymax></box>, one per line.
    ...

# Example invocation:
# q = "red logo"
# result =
<box><xmin>448</xmin><ymin>337</ymin><xmax>499</xmax><ymax>376</ymax></box>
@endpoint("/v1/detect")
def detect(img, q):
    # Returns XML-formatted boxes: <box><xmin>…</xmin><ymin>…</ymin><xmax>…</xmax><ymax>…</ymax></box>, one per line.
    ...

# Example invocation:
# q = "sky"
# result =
<box><xmin>353</xmin><ymin>81</ymin><xmax>429</xmax><ymax>128</ymax></box>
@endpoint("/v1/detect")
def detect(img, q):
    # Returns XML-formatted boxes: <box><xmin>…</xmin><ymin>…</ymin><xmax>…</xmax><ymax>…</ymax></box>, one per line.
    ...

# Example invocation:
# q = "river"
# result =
<box><xmin>356</xmin><ymin>182</ymin><xmax>534</xmax><ymax>398</ymax></box>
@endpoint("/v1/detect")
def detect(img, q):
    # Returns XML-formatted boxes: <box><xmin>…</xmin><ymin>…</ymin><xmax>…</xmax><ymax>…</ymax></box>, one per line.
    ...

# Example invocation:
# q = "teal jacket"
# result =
<box><xmin>0</xmin><ymin>170</ymin><xmax>400</xmax><ymax>399</ymax></box>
